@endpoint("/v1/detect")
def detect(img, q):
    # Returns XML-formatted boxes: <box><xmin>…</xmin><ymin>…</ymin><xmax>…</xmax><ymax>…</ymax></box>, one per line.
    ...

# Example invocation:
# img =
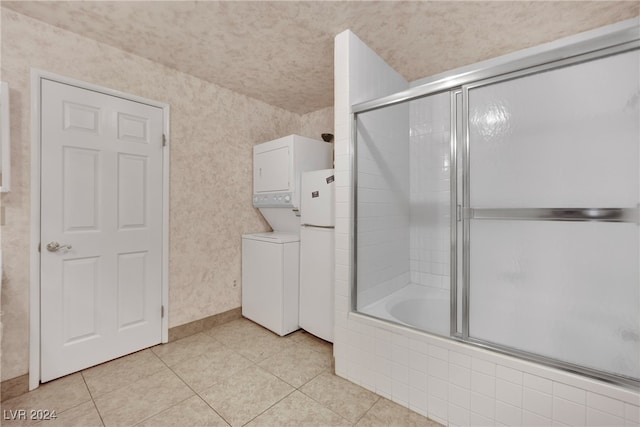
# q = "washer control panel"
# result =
<box><xmin>253</xmin><ymin>192</ymin><xmax>294</xmax><ymax>208</ymax></box>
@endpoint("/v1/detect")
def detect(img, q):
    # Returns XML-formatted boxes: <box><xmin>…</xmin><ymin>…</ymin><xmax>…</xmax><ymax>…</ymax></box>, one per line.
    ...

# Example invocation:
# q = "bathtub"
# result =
<box><xmin>359</xmin><ymin>283</ymin><xmax>450</xmax><ymax>336</ymax></box>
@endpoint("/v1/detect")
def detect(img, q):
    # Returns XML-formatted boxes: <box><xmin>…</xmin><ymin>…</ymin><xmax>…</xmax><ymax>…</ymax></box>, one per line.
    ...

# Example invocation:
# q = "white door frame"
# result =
<box><xmin>29</xmin><ymin>69</ymin><xmax>170</xmax><ymax>390</ymax></box>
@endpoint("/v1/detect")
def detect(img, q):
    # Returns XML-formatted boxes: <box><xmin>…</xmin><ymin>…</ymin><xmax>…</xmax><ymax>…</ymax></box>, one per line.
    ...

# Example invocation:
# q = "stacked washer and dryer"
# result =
<box><xmin>241</xmin><ymin>135</ymin><xmax>335</xmax><ymax>339</ymax></box>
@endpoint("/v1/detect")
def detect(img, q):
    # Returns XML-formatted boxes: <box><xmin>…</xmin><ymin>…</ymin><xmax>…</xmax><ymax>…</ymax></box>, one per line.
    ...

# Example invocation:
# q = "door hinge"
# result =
<box><xmin>38</xmin><ymin>242</ymin><xmax>41</xmax><ymax>253</ymax></box>
<box><xmin>161</xmin><ymin>305</ymin><xmax>165</xmax><ymax>318</ymax></box>
<box><xmin>162</xmin><ymin>134</ymin><xmax>167</xmax><ymax>147</ymax></box>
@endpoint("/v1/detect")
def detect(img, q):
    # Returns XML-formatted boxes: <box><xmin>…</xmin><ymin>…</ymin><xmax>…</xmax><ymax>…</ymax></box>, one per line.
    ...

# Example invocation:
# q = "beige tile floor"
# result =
<box><xmin>1</xmin><ymin>318</ymin><xmax>443</xmax><ymax>427</ymax></box>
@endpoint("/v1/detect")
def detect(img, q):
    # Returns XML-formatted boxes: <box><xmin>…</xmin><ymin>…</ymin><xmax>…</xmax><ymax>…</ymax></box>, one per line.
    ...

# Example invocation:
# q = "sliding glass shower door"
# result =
<box><xmin>463</xmin><ymin>48</ymin><xmax>640</xmax><ymax>382</ymax></box>
<box><xmin>353</xmin><ymin>32</ymin><xmax>639</xmax><ymax>385</ymax></box>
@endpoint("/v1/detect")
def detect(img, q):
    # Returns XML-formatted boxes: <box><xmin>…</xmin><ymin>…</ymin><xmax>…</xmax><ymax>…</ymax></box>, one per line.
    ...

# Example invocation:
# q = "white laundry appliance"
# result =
<box><xmin>299</xmin><ymin>169</ymin><xmax>335</xmax><ymax>342</ymax></box>
<box><xmin>241</xmin><ymin>232</ymin><xmax>300</xmax><ymax>336</ymax></box>
<box><xmin>242</xmin><ymin>135</ymin><xmax>332</xmax><ymax>336</ymax></box>
<box><xmin>252</xmin><ymin>134</ymin><xmax>333</xmax><ymax>233</ymax></box>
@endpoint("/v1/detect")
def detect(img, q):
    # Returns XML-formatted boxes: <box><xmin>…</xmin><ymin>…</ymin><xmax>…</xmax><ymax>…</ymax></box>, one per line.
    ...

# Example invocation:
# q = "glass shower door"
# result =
<box><xmin>463</xmin><ymin>48</ymin><xmax>640</xmax><ymax>382</ymax></box>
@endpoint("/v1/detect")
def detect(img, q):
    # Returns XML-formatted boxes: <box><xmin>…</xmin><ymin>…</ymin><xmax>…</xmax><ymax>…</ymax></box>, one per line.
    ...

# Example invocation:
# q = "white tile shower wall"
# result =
<box><xmin>334</xmin><ymin>28</ymin><xmax>640</xmax><ymax>427</ymax></box>
<box><xmin>409</xmin><ymin>94</ymin><xmax>451</xmax><ymax>291</ymax></box>
<box><xmin>333</xmin><ymin>28</ymin><xmax>408</xmax><ymax>380</ymax></box>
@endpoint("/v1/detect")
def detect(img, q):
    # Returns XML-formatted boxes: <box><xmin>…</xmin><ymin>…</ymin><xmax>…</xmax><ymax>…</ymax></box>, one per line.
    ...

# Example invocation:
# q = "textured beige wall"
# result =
<box><xmin>299</xmin><ymin>106</ymin><xmax>334</xmax><ymax>142</ymax></box>
<box><xmin>0</xmin><ymin>10</ymin><xmax>332</xmax><ymax>381</ymax></box>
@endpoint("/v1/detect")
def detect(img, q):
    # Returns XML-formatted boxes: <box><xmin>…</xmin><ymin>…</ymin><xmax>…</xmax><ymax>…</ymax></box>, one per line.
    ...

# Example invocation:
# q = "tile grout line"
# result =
<box><xmin>130</xmin><ymin>395</ymin><xmax>200</xmax><ymax>427</ymax></box>
<box><xmin>80</xmin><ymin>371</ymin><xmax>107</xmax><ymax>427</ymax></box>
<box><xmin>351</xmin><ymin>394</ymin><xmax>382</xmax><ymax>426</ymax></box>
<box><xmin>90</xmin><ymin>353</ymin><xmax>175</xmax><ymax>427</ymax></box>
<box><xmin>157</xmin><ymin>329</ymin><xmax>298</xmax><ymax>426</ymax></box>
<box><xmin>82</xmin><ymin>349</ymin><xmax>167</xmax><ymax>401</ymax></box>
<box><xmin>189</xmin><ymin>361</ymin><xmax>255</xmax><ymax>427</ymax></box>
<box><xmin>240</xmin><ymin>388</ymin><xmax>298</xmax><ymax>427</ymax></box>
<box><xmin>195</xmin><ymin>325</ymin><xmax>336</xmax><ymax>426</ymax></box>
<box><xmin>23</xmin><ymin>321</ymin><xmax>342</xmax><ymax>427</ymax></box>
<box><xmin>151</xmin><ymin>344</ymin><xmax>233</xmax><ymax>426</ymax></box>
<box><xmin>291</xmin><ymin>365</ymin><xmax>354</xmax><ymax>425</ymax></box>
<box><xmin>209</xmin><ymin>350</ymin><xmax>298</xmax><ymax>426</ymax></box>
<box><xmin>296</xmin><ymin>370</ymin><xmax>381</xmax><ymax>426</ymax></box>
<box><xmin>157</xmin><ymin>321</ymin><xmax>296</xmax><ymax>426</ymax></box>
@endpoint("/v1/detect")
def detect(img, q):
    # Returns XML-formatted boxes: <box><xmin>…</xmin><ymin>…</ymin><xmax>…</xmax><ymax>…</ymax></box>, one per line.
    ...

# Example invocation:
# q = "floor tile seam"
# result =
<box><xmin>150</xmin><ymin>342</ymin><xmax>210</xmax><ymax>371</ymax></box>
<box><xmin>79</xmin><ymin>371</ymin><xmax>107</xmax><ymax>426</ymax></box>
<box><xmin>129</xmin><ymin>394</ymin><xmax>198</xmax><ymax>427</ymax></box>
<box><xmin>195</xmin><ymin>360</ymin><xmax>265</xmax><ymax>396</ymax></box>
<box><xmin>14</xmin><ymin>396</ymin><xmax>97</xmax><ymax>426</ymax></box>
<box><xmin>258</xmin><ymin>367</ymin><xmax>304</xmax><ymax>389</ymax></box>
<box><xmin>192</xmin><ymin>357</ymin><xmax>268</xmax><ymax>426</ymax></box>
<box><xmin>170</xmin><ymin>353</ymin><xmax>262</xmax><ymax>426</ymax></box>
<box><xmin>296</xmin><ymin>386</ymin><xmax>361</xmax><ymax>425</ymax></box>
<box><xmin>155</xmin><ymin>341</ymin><xmax>245</xmax><ymax>383</ymax></box>
<box><xmin>79</xmin><ymin>371</ymin><xmax>97</xmax><ymax>401</ymax></box>
<box><xmin>86</xmin><ymin>364</ymin><xmax>170</xmax><ymax>401</ymax></box>
<box><xmin>239</xmin><ymin>388</ymin><xmax>298</xmax><ymax>427</ymax></box>
<box><xmin>216</xmin><ymin>337</ymin><xmax>276</xmax><ymax>359</ymax></box>
<box><xmin>295</xmin><ymin>369</ymin><xmax>328</xmax><ymax>391</ymax></box>
<box><xmin>82</xmin><ymin>348</ymin><xmax>165</xmax><ymax>377</ymax></box>
<box><xmin>191</xmin><ymin>392</ymin><xmax>232</xmax><ymax>427</ymax></box>
<box><xmin>151</xmin><ymin>336</ymin><xmax>230</xmax><ymax>367</ymax></box>
<box><xmin>89</xmin><ymin>399</ymin><xmax>107</xmax><ymax>427</ymax></box>
<box><xmin>94</xmin><ymin>361</ymin><xmax>200</xmax><ymax>425</ymax></box>
<box><xmin>173</xmin><ymin>357</ymin><xmax>254</xmax><ymax>395</ymax></box>
<box><xmin>350</xmin><ymin>394</ymin><xmax>382</xmax><ymax>426</ymax></box>
<box><xmin>296</xmin><ymin>373</ymin><xmax>379</xmax><ymax>425</ymax></box>
<box><xmin>270</xmin><ymin>368</ymin><xmax>331</xmax><ymax>390</ymax></box>
<box><xmin>82</xmin><ymin>349</ymin><xmax>168</xmax><ymax>398</ymax></box>
<box><xmin>6</xmin><ymin>375</ymin><xmax>92</xmax><ymax>417</ymax></box>
<box><xmin>192</xmin><ymin>363</ymin><xmax>274</xmax><ymax>427</ymax></box>
<box><xmin>162</xmin><ymin>355</ymin><xmax>210</xmax><ymax>396</ymax></box>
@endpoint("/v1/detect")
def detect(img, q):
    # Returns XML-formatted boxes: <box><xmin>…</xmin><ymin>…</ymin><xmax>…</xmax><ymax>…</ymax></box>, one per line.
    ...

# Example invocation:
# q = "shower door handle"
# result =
<box><xmin>470</xmin><ymin>207</ymin><xmax>638</xmax><ymax>223</ymax></box>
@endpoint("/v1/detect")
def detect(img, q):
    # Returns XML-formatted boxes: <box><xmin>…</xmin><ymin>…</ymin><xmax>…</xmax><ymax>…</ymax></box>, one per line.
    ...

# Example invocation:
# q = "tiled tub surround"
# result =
<box><xmin>333</xmin><ymin>28</ymin><xmax>640</xmax><ymax>427</ymax></box>
<box><xmin>0</xmin><ymin>318</ymin><xmax>443</xmax><ymax>427</ymax></box>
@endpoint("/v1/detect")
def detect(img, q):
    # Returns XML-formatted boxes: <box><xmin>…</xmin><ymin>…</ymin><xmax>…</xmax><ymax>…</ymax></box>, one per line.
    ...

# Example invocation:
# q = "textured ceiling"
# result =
<box><xmin>3</xmin><ymin>1</ymin><xmax>638</xmax><ymax>114</ymax></box>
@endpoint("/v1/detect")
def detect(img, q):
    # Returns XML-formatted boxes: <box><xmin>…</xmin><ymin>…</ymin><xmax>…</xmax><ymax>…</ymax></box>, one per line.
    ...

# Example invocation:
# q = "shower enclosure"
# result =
<box><xmin>353</xmin><ymin>34</ymin><xmax>639</xmax><ymax>386</ymax></box>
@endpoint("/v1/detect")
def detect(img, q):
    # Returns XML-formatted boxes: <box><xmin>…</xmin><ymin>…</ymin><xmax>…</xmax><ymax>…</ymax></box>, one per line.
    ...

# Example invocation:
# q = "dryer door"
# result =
<box><xmin>254</xmin><ymin>146</ymin><xmax>290</xmax><ymax>193</ymax></box>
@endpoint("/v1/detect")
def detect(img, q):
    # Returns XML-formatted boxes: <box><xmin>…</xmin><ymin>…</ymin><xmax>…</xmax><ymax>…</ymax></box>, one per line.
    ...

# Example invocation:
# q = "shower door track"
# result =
<box><xmin>460</xmin><ymin>335</ymin><xmax>640</xmax><ymax>387</ymax></box>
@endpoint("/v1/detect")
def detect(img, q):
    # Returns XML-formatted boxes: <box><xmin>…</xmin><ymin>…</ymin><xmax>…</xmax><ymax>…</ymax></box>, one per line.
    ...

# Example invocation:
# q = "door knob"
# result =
<box><xmin>46</xmin><ymin>241</ymin><xmax>72</xmax><ymax>252</ymax></box>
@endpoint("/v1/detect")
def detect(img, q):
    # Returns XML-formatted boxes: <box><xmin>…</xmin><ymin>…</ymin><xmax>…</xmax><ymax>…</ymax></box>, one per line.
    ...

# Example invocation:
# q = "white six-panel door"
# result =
<box><xmin>40</xmin><ymin>79</ymin><xmax>164</xmax><ymax>382</ymax></box>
